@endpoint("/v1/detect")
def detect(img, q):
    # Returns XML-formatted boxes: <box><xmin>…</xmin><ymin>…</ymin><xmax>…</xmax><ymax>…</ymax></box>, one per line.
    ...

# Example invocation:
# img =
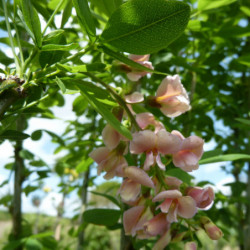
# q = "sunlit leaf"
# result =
<box><xmin>199</xmin><ymin>154</ymin><xmax>250</xmax><ymax>164</ymax></box>
<box><xmin>91</xmin><ymin>191</ymin><xmax>120</xmax><ymax>207</ymax></box>
<box><xmin>41</xmin><ymin>43</ymin><xmax>79</xmax><ymax>51</ymax></box>
<box><xmin>101</xmin><ymin>0</ymin><xmax>190</xmax><ymax>54</ymax></box>
<box><xmin>198</xmin><ymin>0</ymin><xmax>237</xmax><ymax>11</ymax></box>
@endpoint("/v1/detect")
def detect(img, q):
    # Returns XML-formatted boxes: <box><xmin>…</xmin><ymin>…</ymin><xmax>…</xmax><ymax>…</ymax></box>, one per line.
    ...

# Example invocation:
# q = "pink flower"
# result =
<box><xmin>123</xmin><ymin>206</ymin><xmax>153</xmax><ymax>236</ymax></box>
<box><xmin>155</xmin><ymin>75</ymin><xmax>191</xmax><ymax>117</ymax></box>
<box><xmin>152</xmin><ymin>190</ymin><xmax>197</xmax><ymax>223</ymax></box>
<box><xmin>89</xmin><ymin>145</ymin><xmax>127</xmax><ymax>180</ymax></box>
<box><xmin>186</xmin><ymin>186</ymin><xmax>214</xmax><ymax>209</ymax></box>
<box><xmin>130</xmin><ymin>130</ymin><xmax>182</xmax><ymax>170</ymax></box>
<box><xmin>184</xmin><ymin>242</ymin><xmax>197</xmax><ymax>250</ymax></box>
<box><xmin>171</xmin><ymin>130</ymin><xmax>204</xmax><ymax>172</ymax></box>
<box><xmin>118</xmin><ymin>167</ymin><xmax>154</xmax><ymax>204</ymax></box>
<box><xmin>125</xmin><ymin>92</ymin><xmax>144</xmax><ymax>103</ymax></box>
<box><xmin>102</xmin><ymin>124</ymin><xmax>121</xmax><ymax>150</ymax></box>
<box><xmin>136</xmin><ymin>112</ymin><xmax>164</xmax><ymax>132</ymax></box>
<box><xmin>143</xmin><ymin>213</ymin><xmax>170</xmax><ymax>238</ymax></box>
<box><xmin>127</xmin><ymin>54</ymin><xmax>154</xmax><ymax>81</ymax></box>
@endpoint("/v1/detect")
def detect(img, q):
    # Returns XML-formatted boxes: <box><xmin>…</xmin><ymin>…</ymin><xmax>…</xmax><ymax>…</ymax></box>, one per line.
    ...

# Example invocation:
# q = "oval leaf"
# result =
<box><xmin>0</xmin><ymin>130</ymin><xmax>30</xmax><ymax>141</ymax></box>
<box><xmin>41</xmin><ymin>43</ymin><xmax>79</xmax><ymax>51</ymax></box>
<box><xmin>101</xmin><ymin>0</ymin><xmax>191</xmax><ymax>54</ymax></box>
<box><xmin>83</xmin><ymin>209</ymin><xmax>121</xmax><ymax>226</ymax></box>
<box><xmin>72</xmin><ymin>0</ymin><xmax>96</xmax><ymax>41</ymax></box>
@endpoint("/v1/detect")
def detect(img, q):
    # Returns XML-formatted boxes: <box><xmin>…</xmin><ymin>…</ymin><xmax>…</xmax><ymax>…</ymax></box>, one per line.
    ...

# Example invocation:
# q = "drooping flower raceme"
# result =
<box><xmin>155</xmin><ymin>75</ymin><xmax>191</xmax><ymax>117</ymax></box>
<box><xmin>127</xmin><ymin>54</ymin><xmax>154</xmax><ymax>82</ymax></box>
<box><xmin>130</xmin><ymin>129</ymin><xmax>182</xmax><ymax>170</ymax></box>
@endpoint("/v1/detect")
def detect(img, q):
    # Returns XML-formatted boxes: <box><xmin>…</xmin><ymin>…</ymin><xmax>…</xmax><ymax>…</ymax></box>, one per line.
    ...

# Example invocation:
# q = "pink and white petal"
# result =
<box><xmin>124</xmin><ymin>166</ymin><xmax>154</xmax><ymax>188</ymax></box>
<box><xmin>102</xmin><ymin>124</ymin><xmax>120</xmax><ymax>150</ymax></box>
<box><xmin>153</xmin><ymin>190</ymin><xmax>182</xmax><ymax>202</ymax></box>
<box><xmin>129</xmin><ymin>54</ymin><xmax>150</xmax><ymax>62</ymax></box>
<box><xmin>156</xmin><ymin>154</ymin><xmax>166</xmax><ymax>170</ymax></box>
<box><xmin>127</xmin><ymin>72</ymin><xmax>142</xmax><ymax>81</ymax></box>
<box><xmin>171</xmin><ymin>130</ymin><xmax>185</xmax><ymax>140</ymax></box>
<box><xmin>144</xmin><ymin>213</ymin><xmax>169</xmax><ymax>236</ymax></box>
<box><xmin>89</xmin><ymin>147</ymin><xmax>109</xmax><ymax>163</ymax></box>
<box><xmin>143</xmin><ymin>151</ymin><xmax>155</xmax><ymax>171</ymax></box>
<box><xmin>136</xmin><ymin>112</ymin><xmax>155</xmax><ymax>129</ymax></box>
<box><xmin>152</xmin><ymin>229</ymin><xmax>171</xmax><ymax>250</ymax></box>
<box><xmin>157</xmin><ymin>130</ymin><xmax>182</xmax><ymax>154</ymax></box>
<box><xmin>167</xmin><ymin>203</ymin><xmax>178</xmax><ymax>223</ymax></box>
<box><xmin>130</xmin><ymin>130</ymin><xmax>156</xmax><ymax>154</ymax></box>
<box><xmin>123</xmin><ymin>206</ymin><xmax>145</xmax><ymax>236</ymax></box>
<box><xmin>125</xmin><ymin>92</ymin><xmax>144</xmax><ymax>104</ymax></box>
<box><xmin>119</xmin><ymin>179</ymin><xmax>141</xmax><ymax>202</ymax></box>
<box><xmin>134</xmin><ymin>206</ymin><xmax>153</xmax><ymax>234</ymax></box>
<box><xmin>182</xmin><ymin>136</ymin><xmax>204</xmax><ymax>157</ymax></box>
<box><xmin>180</xmin><ymin>163</ymin><xmax>199</xmax><ymax>172</ymax></box>
<box><xmin>140</xmin><ymin>61</ymin><xmax>154</xmax><ymax>71</ymax></box>
<box><xmin>157</xmin><ymin>198</ymin><xmax>173</xmax><ymax>213</ymax></box>
<box><xmin>165</xmin><ymin>176</ymin><xmax>183</xmax><ymax>188</ymax></box>
<box><xmin>177</xmin><ymin>196</ymin><xmax>197</xmax><ymax>219</ymax></box>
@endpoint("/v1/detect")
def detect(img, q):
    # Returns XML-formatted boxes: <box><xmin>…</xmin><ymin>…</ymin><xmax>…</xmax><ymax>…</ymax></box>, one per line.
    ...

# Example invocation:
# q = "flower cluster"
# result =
<box><xmin>90</xmin><ymin>55</ymin><xmax>222</xmax><ymax>249</ymax></box>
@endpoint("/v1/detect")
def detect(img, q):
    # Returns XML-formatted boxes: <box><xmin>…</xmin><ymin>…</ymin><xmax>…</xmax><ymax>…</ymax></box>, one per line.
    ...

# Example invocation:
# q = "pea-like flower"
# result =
<box><xmin>171</xmin><ymin>130</ymin><xmax>204</xmax><ymax>172</ymax></box>
<box><xmin>127</xmin><ymin>54</ymin><xmax>154</xmax><ymax>82</ymax></box>
<box><xmin>152</xmin><ymin>189</ymin><xmax>197</xmax><ymax>223</ymax></box>
<box><xmin>130</xmin><ymin>129</ymin><xmax>182</xmax><ymax>170</ymax></box>
<box><xmin>155</xmin><ymin>75</ymin><xmax>191</xmax><ymax>117</ymax></box>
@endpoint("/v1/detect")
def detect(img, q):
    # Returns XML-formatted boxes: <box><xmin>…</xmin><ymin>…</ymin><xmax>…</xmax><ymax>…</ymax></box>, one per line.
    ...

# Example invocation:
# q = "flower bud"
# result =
<box><xmin>184</xmin><ymin>241</ymin><xmax>197</xmax><ymax>250</ymax></box>
<box><xmin>204</xmin><ymin>222</ymin><xmax>223</xmax><ymax>240</ymax></box>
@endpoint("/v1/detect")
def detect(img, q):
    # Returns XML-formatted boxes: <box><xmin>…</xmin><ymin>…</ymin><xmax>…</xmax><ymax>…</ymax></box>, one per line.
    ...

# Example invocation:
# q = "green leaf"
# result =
<box><xmin>31</xmin><ymin>130</ymin><xmax>42</xmax><ymax>141</ymax></box>
<box><xmin>57</xmin><ymin>63</ymin><xmax>106</xmax><ymax>73</ymax></box>
<box><xmin>235</xmin><ymin>118</ymin><xmax>250</xmax><ymax>126</ymax></box>
<box><xmin>0</xmin><ymin>130</ymin><xmax>30</xmax><ymax>141</ymax></box>
<box><xmin>82</xmin><ymin>209</ymin><xmax>121</xmax><ymax>226</ymax></box>
<box><xmin>90</xmin><ymin>0</ymin><xmax>122</xmax><ymax>17</ymax></box>
<box><xmin>55</xmin><ymin>77</ymin><xmax>66</xmax><ymax>93</ymax></box>
<box><xmin>25</xmin><ymin>238</ymin><xmax>43</xmax><ymax>250</ymax></box>
<box><xmin>100</xmin><ymin>46</ymin><xmax>166</xmax><ymax>75</ymax></box>
<box><xmin>101</xmin><ymin>0</ymin><xmax>190</xmax><ymax>54</ymax></box>
<box><xmin>61</xmin><ymin>0</ymin><xmax>72</xmax><ymax>28</ymax></box>
<box><xmin>198</xmin><ymin>0</ymin><xmax>237</xmax><ymax>11</ymax></box>
<box><xmin>91</xmin><ymin>191</ymin><xmax>120</xmax><ymax>207</ymax></box>
<box><xmin>72</xmin><ymin>0</ymin><xmax>96</xmax><ymax>41</ymax></box>
<box><xmin>0</xmin><ymin>79</ymin><xmax>18</xmax><ymax>94</ymax></box>
<box><xmin>0</xmin><ymin>50</ymin><xmax>13</xmax><ymax>65</ymax></box>
<box><xmin>76</xmin><ymin>157</ymin><xmax>93</xmax><ymax>173</ymax></box>
<box><xmin>199</xmin><ymin>154</ymin><xmax>250</xmax><ymax>164</ymax></box>
<box><xmin>166</xmin><ymin>168</ymin><xmax>193</xmax><ymax>185</ymax></box>
<box><xmin>43</xmin><ymin>30</ymin><xmax>65</xmax><ymax>42</ymax></box>
<box><xmin>20</xmin><ymin>0</ymin><xmax>42</xmax><ymax>47</ymax></box>
<box><xmin>240</xmin><ymin>6</ymin><xmax>250</xmax><ymax>17</ymax></box>
<box><xmin>76</xmin><ymin>81</ymin><xmax>132</xmax><ymax>140</ymax></box>
<box><xmin>236</xmin><ymin>55</ymin><xmax>250</xmax><ymax>67</ymax></box>
<box><xmin>41</xmin><ymin>43</ymin><xmax>79</xmax><ymax>51</ymax></box>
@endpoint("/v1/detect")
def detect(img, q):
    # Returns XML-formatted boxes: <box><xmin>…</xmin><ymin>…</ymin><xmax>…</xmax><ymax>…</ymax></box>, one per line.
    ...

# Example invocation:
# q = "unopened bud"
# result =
<box><xmin>204</xmin><ymin>222</ymin><xmax>223</xmax><ymax>240</ymax></box>
<box><xmin>171</xmin><ymin>232</ymin><xmax>186</xmax><ymax>242</ymax></box>
<box><xmin>184</xmin><ymin>241</ymin><xmax>197</xmax><ymax>250</ymax></box>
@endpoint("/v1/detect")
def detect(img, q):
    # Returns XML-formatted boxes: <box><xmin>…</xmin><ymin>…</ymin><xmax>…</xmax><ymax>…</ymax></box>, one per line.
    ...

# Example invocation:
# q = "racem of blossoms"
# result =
<box><xmin>90</xmin><ymin>54</ymin><xmax>223</xmax><ymax>250</ymax></box>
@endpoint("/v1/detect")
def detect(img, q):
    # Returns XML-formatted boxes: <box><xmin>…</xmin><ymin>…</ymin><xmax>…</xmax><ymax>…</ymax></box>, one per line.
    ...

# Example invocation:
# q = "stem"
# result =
<box><xmin>83</xmin><ymin>72</ymin><xmax>141</xmax><ymax>131</ymax></box>
<box><xmin>2</xmin><ymin>0</ymin><xmax>20</xmax><ymax>73</ymax></box>
<box><xmin>12</xmin><ymin>115</ymin><xmax>25</xmax><ymax>249</ymax></box>
<box><xmin>77</xmin><ymin>168</ymin><xmax>90</xmax><ymax>249</ymax></box>
<box><xmin>23</xmin><ymin>47</ymin><xmax>39</xmax><ymax>75</ymax></box>
<box><xmin>41</xmin><ymin>0</ymin><xmax>64</xmax><ymax>36</ymax></box>
<box><xmin>155</xmin><ymin>166</ymin><xmax>168</xmax><ymax>190</ymax></box>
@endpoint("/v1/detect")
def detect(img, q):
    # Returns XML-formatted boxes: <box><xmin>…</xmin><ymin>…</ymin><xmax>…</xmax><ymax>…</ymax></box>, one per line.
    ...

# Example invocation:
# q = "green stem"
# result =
<box><xmin>83</xmin><ymin>72</ymin><xmax>141</xmax><ymax>131</ymax></box>
<box><xmin>13</xmin><ymin>21</ymin><xmax>24</xmax><ymax>73</ymax></box>
<box><xmin>23</xmin><ymin>47</ymin><xmax>39</xmax><ymax>76</ymax></box>
<box><xmin>155</xmin><ymin>166</ymin><xmax>168</xmax><ymax>190</ymax></box>
<box><xmin>41</xmin><ymin>0</ymin><xmax>64</xmax><ymax>36</ymax></box>
<box><xmin>2</xmin><ymin>0</ymin><xmax>21</xmax><ymax>74</ymax></box>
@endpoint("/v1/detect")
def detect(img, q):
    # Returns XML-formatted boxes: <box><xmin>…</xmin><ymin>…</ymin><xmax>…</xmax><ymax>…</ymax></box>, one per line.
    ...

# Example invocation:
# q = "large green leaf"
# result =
<box><xmin>166</xmin><ymin>168</ymin><xmax>194</xmax><ymax>185</ymax></box>
<box><xmin>76</xmin><ymin>81</ymin><xmax>132</xmax><ymax>140</ymax></box>
<box><xmin>72</xmin><ymin>0</ymin><xmax>96</xmax><ymax>41</ymax></box>
<box><xmin>235</xmin><ymin>118</ymin><xmax>250</xmax><ymax>126</ymax></box>
<box><xmin>82</xmin><ymin>209</ymin><xmax>121</xmax><ymax>226</ymax></box>
<box><xmin>20</xmin><ymin>0</ymin><xmax>42</xmax><ymax>47</ymax></box>
<box><xmin>101</xmin><ymin>0</ymin><xmax>190</xmax><ymax>54</ymax></box>
<box><xmin>91</xmin><ymin>191</ymin><xmax>120</xmax><ymax>207</ymax></box>
<box><xmin>198</xmin><ymin>0</ymin><xmax>237</xmax><ymax>11</ymax></box>
<box><xmin>199</xmin><ymin>154</ymin><xmax>250</xmax><ymax>164</ymax></box>
<box><xmin>90</xmin><ymin>0</ymin><xmax>122</xmax><ymax>17</ymax></box>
